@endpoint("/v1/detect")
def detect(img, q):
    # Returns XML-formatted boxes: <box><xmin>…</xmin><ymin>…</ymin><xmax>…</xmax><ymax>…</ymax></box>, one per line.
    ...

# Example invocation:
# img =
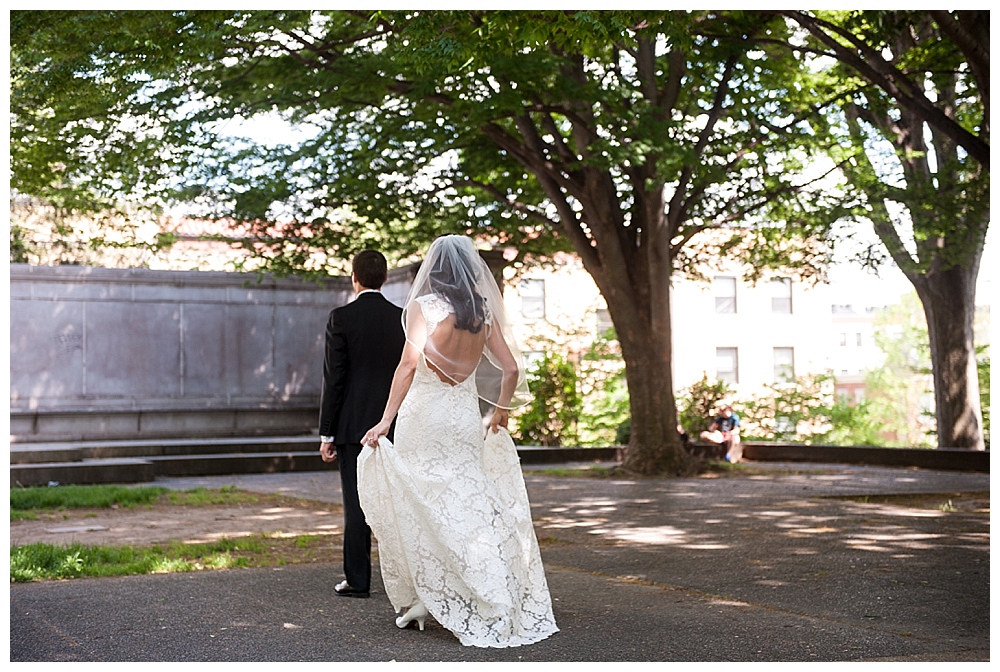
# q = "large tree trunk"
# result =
<box><xmin>617</xmin><ymin>322</ymin><xmax>695</xmax><ymax>475</ymax></box>
<box><xmin>912</xmin><ymin>264</ymin><xmax>985</xmax><ymax>449</ymax></box>
<box><xmin>600</xmin><ymin>223</ymin><xmax>696</xmax><ymax>476</ymax></box>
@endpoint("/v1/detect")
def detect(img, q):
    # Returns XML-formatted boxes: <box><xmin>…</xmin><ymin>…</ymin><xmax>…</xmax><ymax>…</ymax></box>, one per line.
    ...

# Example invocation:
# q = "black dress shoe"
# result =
<box><xmin>334</xmin><ymin>580</ymin><xmax>370</xmax><ymax>598</ymax></box>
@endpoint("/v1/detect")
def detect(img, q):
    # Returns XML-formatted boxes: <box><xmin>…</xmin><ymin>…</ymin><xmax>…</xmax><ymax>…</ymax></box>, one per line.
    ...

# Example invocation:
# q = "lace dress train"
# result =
<box><xmin>357</xmin><ymin>358</ymin><xmax>558</xmax><ymax>648</ymax></box>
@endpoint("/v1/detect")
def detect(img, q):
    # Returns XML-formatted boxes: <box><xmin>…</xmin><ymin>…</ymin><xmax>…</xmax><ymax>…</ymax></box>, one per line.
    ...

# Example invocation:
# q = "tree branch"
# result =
<box><xmin>667</xmin><ymin>55</ymin><xmax>738</xmax><ymax>230</ymax></box>
<box><xmin>929</xmin><ymin>10</ymin><xmax>989</xmax><ymax>131</ymax></box>
<box><xmin>479</xmin><ymin>121</ymin><xmax>601</xmax><ymax>273</ymax></box>
<box><xmin>783</xmin><ymin>10</ymin><xmax>989</xmax><ymax>170</ymax></box>
<box><xmin>449</xmin><ymin>179</ymin><xmax>559</xmax><ymax>229</ymax></box>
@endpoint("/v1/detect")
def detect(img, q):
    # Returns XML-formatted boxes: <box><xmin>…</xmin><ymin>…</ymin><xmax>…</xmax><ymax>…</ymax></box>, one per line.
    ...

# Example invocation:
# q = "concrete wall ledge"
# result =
<box><xmin>9</xmin><ymin>441</ymin><xmax>987</xmax><ymax>487</ymax></box>
<box><xmin>9</xmin><ymin>436</ymin><xmax>322</xmax><ymax>464</ymax></box>
<box><xmin>513</xmin><ymin>445</ymin><xmax>622</xmax><ymax>464</ymax></box>
<box><xmin>148</xmin><ymin>452</ymin><xmax>334</xmax><ymax>477</ymax></box>
<box><xmin>741</xmin><ymin>442</ymin><xmax>989</xmax><ymax>473</ymax></box>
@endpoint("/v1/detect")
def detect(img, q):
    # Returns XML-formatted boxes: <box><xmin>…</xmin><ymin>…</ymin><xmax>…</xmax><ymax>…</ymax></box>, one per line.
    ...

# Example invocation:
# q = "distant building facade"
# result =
<box><xmin>502</xmin><ymin>253</ymin><xmax>892</xmax><ymax>401</ymax></box>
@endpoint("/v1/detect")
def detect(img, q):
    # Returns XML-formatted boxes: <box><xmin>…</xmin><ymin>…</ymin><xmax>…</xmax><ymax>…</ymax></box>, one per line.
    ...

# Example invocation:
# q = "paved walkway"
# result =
<box><xmin>10</xmin><ymin>461</ymin><xmax>991</xmax><ymax>662</ymax></box>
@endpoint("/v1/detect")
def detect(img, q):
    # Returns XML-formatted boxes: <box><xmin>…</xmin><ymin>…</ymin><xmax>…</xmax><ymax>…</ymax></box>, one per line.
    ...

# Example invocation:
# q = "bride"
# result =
<box><xmin>357</xmin><ymin>234</ymin><xmax>558</xmax><ymax>648</ymax></box>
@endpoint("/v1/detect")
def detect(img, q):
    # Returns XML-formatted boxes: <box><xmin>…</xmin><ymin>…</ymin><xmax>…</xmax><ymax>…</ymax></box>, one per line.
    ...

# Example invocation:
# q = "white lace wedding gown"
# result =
<box><xmin>356</xmin><ymin>296</ymin><xmax>558</xmax><ymax>648</ymax></box>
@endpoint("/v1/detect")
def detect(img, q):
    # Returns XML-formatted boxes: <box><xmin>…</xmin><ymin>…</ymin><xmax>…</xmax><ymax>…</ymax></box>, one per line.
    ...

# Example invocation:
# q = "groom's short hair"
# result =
<box><xmin>352</xmin><ymin>250</ymin><xmax>388</xmax><ymax>289</ymax></box>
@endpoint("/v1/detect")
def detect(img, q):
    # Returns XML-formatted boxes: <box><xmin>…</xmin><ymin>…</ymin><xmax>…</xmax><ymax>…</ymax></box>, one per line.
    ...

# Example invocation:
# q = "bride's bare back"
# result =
<box><xmin>424</xmin><ymin>312</ymin><xmax>488</xmax><ymax>385</ymax></box>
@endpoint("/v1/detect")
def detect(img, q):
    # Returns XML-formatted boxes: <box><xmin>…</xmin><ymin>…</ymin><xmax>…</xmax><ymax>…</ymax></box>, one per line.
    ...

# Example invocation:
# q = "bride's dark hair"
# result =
<box><xmin>428</xmin><ymin>247</ymin><xmax>486</xmax><ymax>334</ymax></box>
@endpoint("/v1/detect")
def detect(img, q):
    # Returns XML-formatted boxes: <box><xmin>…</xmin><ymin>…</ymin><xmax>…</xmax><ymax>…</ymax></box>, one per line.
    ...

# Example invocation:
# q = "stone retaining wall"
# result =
<box><xmin>9</xmin><ymin>264</ymin><xmax>417</xmax><ymax>442</ymax></box>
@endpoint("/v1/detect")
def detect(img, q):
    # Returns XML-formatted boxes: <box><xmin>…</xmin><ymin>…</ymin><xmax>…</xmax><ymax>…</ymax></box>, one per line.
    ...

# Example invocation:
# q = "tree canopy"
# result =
<box><xmin>12</xmin><ymin>9</ymin><xmax>985</xmax><ymax>467</ymax></box>
<box><xmin>11</xmin><ymin>11</ymin><xmax>841</xmax><ymax>275</ymax></box>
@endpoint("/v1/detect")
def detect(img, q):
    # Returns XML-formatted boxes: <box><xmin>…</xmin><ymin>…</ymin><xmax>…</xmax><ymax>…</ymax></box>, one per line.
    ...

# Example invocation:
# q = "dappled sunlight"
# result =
<box><xmin>956</xmin><ymin>533</ymin><xmax>989</xmax><ymax>543</ymax></box>
<box><xmin>844</xmin><ymin>541</ymin><xmax>893</xmax><ymax>552</ymax></box>
<box><xmin>184</xmin><ymin>530</ymin><xmax>259</xmax><ymax>543</ymax></box>
<box><xmin>181</xmin><ymin>528</ymin><xmax>339</xmax><ymax>545</ymax></box>
<box><xmin>846</xmin><ymin>531</ymin><xmax>943</xmax><ymax>552</ymax></box>
<box><xmin>246</xmin><ymin>508</ymin><xmax>334</xmax><ymax>522</ymax></box>
<box><xmin>594</xmin><ymin>524</ymin><xmax>732</xmax><ymax>550</ymax></box>
<box><xmin>841</xmin><ymin>526</ymin><xmax>950</xmax><ymax>553</ymax></box>
<box><xmin>526</xmin><ymin>474</ymin><xmax>988</xmax><ymax>565</ymax></box>
<box><xmin>600</xmin><ymin>525</ymin><xmax>688</xmax><ymax>545</ymax></box>
<box><xmin>540</xmin><ymin>515</ymin><xmax>609</xmax><ymax>530</ymax></box>
<box><xmin>790</xmin><ymin>526</ymin><xmax>838</xmax><ymax>535</ymax></box>
<box><xmin>852</xmin><ymin>532</ymin><xmax>944</xmax><ymax>542</ymax></box>
<box><xmin>842</xmin><ymin>502</ymin><xmax>948</xmax><ymax>518</ymax></box>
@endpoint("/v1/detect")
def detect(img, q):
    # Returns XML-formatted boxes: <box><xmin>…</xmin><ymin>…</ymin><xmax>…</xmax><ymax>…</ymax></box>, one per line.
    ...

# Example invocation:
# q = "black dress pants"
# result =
<box><xmin>336</xmin><ymin>442</ymin><xmax>371</xmax><ymax>592</ymax></box>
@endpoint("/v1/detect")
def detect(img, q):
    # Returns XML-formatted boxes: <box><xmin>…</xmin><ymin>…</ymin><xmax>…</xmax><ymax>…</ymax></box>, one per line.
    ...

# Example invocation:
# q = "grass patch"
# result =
<box><xmin>10</xmin><ymin>484</ymin><xmax>263</xmax><ymax>521</ymax></box>
<box><xmin>10</xmin><ymin>533</ymin><xmax>339</xmax><ymax>583</ymax></box>
<box><xmin>534</xmin><ymin>465</ymin><xmax>621</xmax><ymax>478</ymax></box>
<box><xmin>163</xmin><ymin>486</ymin><xmax>261</xmax><ymax>507</ymax></box>
<box><xmin>11</xmin><ymin>537</ymin><xmax>263</xmax><ymax>582</ymax></box>
<box><xmin>10</xmin><ymin>485</ymin><xmax>169</xmax><ymax>512</ymax></box>
<box><xmin>11</xmin><ymin>510</ymin><xmax>40</xmax><ymax>522</ymax></box>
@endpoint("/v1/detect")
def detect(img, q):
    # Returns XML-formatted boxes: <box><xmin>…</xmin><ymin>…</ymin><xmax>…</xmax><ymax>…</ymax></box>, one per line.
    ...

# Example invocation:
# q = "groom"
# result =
<box><xmin>319</xmin><ymin>250</ymin><xmax>406</xmax><ymax>598</ymax></box>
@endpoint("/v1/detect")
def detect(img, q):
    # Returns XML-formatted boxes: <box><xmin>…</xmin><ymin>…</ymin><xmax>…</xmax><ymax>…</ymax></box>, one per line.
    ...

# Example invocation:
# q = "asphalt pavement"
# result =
<box><xmin>9</xmin><ymin>460</ymin><xmax>992</xmax><ymax>663</ymax></box>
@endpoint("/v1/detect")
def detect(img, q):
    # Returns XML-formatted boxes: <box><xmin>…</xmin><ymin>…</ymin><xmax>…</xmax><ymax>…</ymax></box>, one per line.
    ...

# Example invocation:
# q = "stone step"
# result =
<box><xmin>9</xmin><ymin>436</ymin><xmax>320</xmax><ymax>464</ymax></box>
<box><xmin>8</xmin><ymin>440</ymin><xmax>621</xmax><ymax>487</ymax></box>
<box><xmin>148</xmin><ymin>452</ymin><xmax>334</xmax><ymax>477</ymax></box>
<box><xmin>11</xmin><ymin>459</ymin><xmax>157</xmax><ymax>488</ymax></box>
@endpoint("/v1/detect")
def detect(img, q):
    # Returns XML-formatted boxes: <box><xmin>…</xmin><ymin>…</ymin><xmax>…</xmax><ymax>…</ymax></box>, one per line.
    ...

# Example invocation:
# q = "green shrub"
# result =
<box><xmin>514</xmin><ymin>352</ymin><xmax>581</xmax><ymax>446</ymax></box>
<box><xmin>676</xmin><ymin>374</ymin><xmax>733</xmax><ymax>438</ymax></box>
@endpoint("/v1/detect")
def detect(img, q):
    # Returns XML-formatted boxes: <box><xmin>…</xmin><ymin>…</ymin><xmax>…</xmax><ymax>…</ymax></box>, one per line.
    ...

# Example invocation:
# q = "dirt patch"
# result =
<box><xmin>10</xmin><ymin>494</ymin><xmax>345</xmax><ymax>548</ymax></box>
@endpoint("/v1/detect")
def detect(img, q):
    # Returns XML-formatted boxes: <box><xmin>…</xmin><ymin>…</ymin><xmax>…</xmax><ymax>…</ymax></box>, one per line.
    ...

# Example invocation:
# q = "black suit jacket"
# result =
<box><xmin>319</xmin><ymin>291</ymin><xmax>406</xmax><ymax>444</ymax></box>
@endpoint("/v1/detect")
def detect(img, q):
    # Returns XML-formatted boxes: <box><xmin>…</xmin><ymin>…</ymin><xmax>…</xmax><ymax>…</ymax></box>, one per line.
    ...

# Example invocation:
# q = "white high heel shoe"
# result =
<box><xmin>395</xmin><ymin>600</ymin><xmax>428</xmax><ymax>631</ymax></box>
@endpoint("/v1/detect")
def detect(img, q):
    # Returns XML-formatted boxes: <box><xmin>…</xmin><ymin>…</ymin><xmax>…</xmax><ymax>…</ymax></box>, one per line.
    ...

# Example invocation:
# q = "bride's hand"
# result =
<box><xmin>489</xmin><ymin>408</ymin><xmax>509</xmax><ymax>434</ymax></box>
<box><xmin>363</xmin><ymin>419</ymin><xmax>392</xmax><ymax>448</ymax></box>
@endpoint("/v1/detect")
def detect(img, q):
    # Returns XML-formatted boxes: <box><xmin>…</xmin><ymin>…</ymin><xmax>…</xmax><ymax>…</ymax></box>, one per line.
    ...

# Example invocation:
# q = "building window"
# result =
<box><xmin>520</xmin><ymin>279</ymin><xmax>545</xmax><ymax>319</ymax></box>
<box><xmin>596</xmin><ymin>308</ymin><xmax>614</xmax><ymax>336</ymax></box>
<box><xmin>771</xmin><ymin>278</ymin><xmax>792</xmax><ymax>314</ymax></box>
<box><xmin>714</xmin><ymin>276</ymin><xmax>737</xmax><ymax>314</ymax></box>
<box><xmin>839</xmin><ymin>332</ymin><xmax>847</xmax><ymax>346</ymax></box>
<box><xmin>856</xmin><ymin>332</ymin><xmax>862</xmax><ymax>346</ymax></box>
<box><xmin>773</xmin><ymin>347</ymin><xmax>794</xmax><ymax>382</ymax></box>
<box><xmin>716</xmin><ymin>347</ymin><xmax>738</xmax><ymax>384</ymax></box>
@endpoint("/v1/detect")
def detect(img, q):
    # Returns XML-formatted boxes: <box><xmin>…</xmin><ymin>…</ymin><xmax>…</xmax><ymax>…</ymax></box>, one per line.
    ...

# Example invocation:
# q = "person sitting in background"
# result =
<box><xmin>699</xmin><ymin>404</ymin><xmax>742</xmax><ymax>463</ymax></box>
<box><xmin>677</xmin><ymin>423</ymin><xmax>692</xmax><ymax>450</ymax></box>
